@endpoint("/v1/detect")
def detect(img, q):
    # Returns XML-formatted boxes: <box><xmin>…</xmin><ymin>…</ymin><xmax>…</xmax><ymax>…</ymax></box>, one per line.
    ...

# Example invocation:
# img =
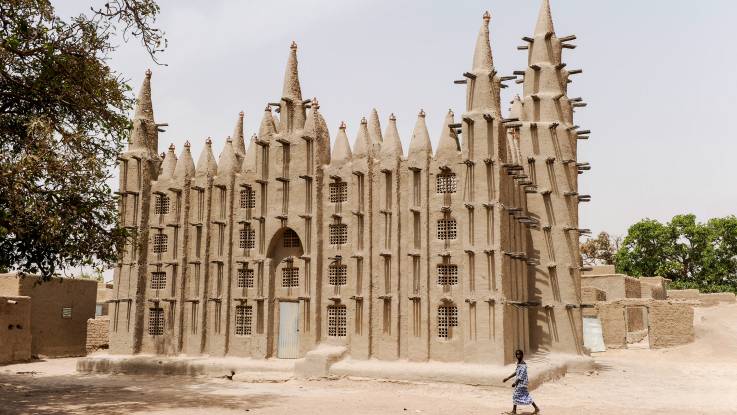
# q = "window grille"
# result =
<box><xmin>329</xmin><ymin>181</ymin><xmax>348</xmax><ymax>203</ymax></box>
<box><xmin>329</xmin><ymin>264</ymin><xmax>347</xmax><ymax>286</ymax></box>
<box><xmin>155</xmin><ymin>194</ymin><xmax>170</xmax><ymax>215</ymax></box>
<box><xmin>438</xmin><ymin>305</ymin><xmax>458</xmax><ymax>339</ymax></box>
<box><xmin>237</xmin><ymin>268</ymin><xmax>254</xmax><ymax>288</ymax></box>
<box><xmin>235</xmin><ymin>305</ymin><xmax>252</xmax><ymax>336</ymax></box>
<box><xmin>283</xmin><ymin>229</ymin><xmax>301</xmax><ymax>248</ymax></box>
<box><xmin>61</xmin><ymin>307</ymin><xmax>72</xmax><ymax>319</ymax></box>
<box><xmin>240</xmin><ymin>186</ymin><xmax>256</xmax><ymax>209</ymax></box>
<box><xmin>327</xmin><ymin>305</ymin><xmax>347</xmax><ymax>337</ymax></box>
<box><xmin>329</xmin><ymin>223</ymin><xmax>348</xmax><ymax>245</ymax></box>
<box><xmin>240</xmin><ymin>226</ymin><xmax>255</xmax><ymax>249</ymax></box>
<box><xmin>151</xmin><ymin>272</ymin><xmax>166</xmax><ymax>290</ymax></box>
<box><xmin>148</xmin><ymin>308</ymin><xmax>164</xmax><ymax>335</ymax></box>
<box><xmin>437</xmin><ymin>219</ymin><xmax>457</xmax><ymax>240</ymax></box>
<box><xmin>436</xmin><ymin>173</ymin><xmax>457</xmax><ymax>194</ymax></box>
<box><xmin>282</xmin><ymin>266</ymin><xmax>299</xmax><ymax>287</ymax></box>
<box><xmin>437</xmin><ymin>264</ymin><xmax>458</xmax><ymax>285</ymax></box>
<box><xmin>153</xmin><ymin>234</ymin><xmax>168</xmax><ymax>253</ymax></box>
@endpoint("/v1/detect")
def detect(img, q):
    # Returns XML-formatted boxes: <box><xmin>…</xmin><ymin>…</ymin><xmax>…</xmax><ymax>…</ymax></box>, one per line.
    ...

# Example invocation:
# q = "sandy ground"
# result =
<box><xmin>1</xmin><ymin>303</ymin><xmax>736</xmax><ymax>415</ymax></box>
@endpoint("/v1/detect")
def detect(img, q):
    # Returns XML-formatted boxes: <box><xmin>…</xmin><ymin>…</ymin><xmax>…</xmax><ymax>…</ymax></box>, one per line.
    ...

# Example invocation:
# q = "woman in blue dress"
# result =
<box><xmin>503</xmin><ymin>349</ymin><xmax>540</xmax><ymax>414</ymax></box>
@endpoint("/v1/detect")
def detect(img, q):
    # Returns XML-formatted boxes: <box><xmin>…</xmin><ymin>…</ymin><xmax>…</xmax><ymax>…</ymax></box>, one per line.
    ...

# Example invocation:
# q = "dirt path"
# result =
<box><xmin>1</xmin><ymin>303</ymin><xmax>735</xmax><ymax>415</ymax></box>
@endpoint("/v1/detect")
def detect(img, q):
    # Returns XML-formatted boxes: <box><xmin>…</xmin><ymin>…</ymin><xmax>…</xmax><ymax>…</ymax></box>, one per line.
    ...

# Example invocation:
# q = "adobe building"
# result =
<box><xmin>109</xmin><ymin>0</ymin><xmax>587</xmax><ymax>367</ymax></box>
<box><xmin>0</xmin><ymin>273</ymin><xmax>97</xmax><ymax>357</ymax></box>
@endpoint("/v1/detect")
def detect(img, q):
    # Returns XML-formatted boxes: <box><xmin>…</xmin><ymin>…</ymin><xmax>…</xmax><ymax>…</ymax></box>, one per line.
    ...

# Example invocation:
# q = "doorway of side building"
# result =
<box><xmin>625</xmin><ymin>305</ymin><xmax>650</xmax><ymax>349</ymax></box>
<box><xmin>265</xmin><ymin>227</ymin><xmax>304</xmax><ymax>359</ymax></box>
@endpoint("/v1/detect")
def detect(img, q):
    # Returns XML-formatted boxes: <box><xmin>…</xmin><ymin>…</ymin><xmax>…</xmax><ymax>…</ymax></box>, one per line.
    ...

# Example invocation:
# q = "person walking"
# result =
<box><xmin>502</xmin><ymin>349</ymin><xmax>540</xmax><ymax>414</ymax></box>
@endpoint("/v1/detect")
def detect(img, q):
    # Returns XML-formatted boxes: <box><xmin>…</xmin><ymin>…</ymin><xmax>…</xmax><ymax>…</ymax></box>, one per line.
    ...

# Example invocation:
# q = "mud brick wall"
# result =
<box><xmin>86</xmin><ymin>316</ymin><xmax>110</xmax><ymax>353</ymax></box>
<box><xmin>596</xmin><ymin>303</ymin><xmax>626</xmax><ymax>349</ymax></box>
<box><xmin>667</xmin><ymin>289</ymin><xmax>700</xmax><ymax>300</ymax></box>
<box><xmin>698</xmin><ymin>293</ymin><xmax>736</xmax><ymax>307</ymax></box>
<box><xmin>648</xmin><ymin>302</ymin><xmax>694</xmax><ymax>348</ymax></box>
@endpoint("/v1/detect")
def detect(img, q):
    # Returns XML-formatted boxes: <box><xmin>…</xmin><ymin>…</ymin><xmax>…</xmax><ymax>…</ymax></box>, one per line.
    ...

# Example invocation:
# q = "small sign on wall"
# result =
<box><xmin>62</xmin><ymin>307</ymin><xmax>72</xmax><ymax>319</ymax></box>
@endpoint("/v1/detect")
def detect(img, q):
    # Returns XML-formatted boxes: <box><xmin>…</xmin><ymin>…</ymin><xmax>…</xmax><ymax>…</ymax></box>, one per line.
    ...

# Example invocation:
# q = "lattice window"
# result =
<box><xmin>329</xmin><ymin>223</ymin><xmax>348</xmax><ymax>245</ymax></box>
<box><xmin>329</xmin><ymin>264</ymin><xmax>347</xmax><ymax>286</ymax></box>
<box><xmin>235</xmin><ymin>305</ymin><xmax>252</xmax><ymax>336</ymax></box>
<box><xmin>437</xmin><ymin>264</ymin><xmax>458</xmax><ymax>285</ymax></box>
<box><xmin>438</xmin><ymin>305</ymin><xmax>458</xmax><ymax>339</ymax></box>
<box><xmin>153</xmin><ymin>234</ymin><xmax>168</xmax><ymax>253</ymax></box>
<box><xmin>151</xmin><ymin>272</ymin><xmax>166</xmax><ymax>290</ymax></box>
<box><xmin>282</xmin><ymin>266</ymin><xmax>299</xmax><ymax>287</ymax></box>
<box><xmin>61</xmin><ymin>307</ymin><xmax>72</xmax><ymax>319</ymax></box>
<box><xmin>155</xmin><ymin>194</ymin><xmax>170</xmax><ymax>215</ymax></box>
<box><xmin>237</xmin><ymin>268</ymin><xmax>254</xmax><ymax>288</ymax></box>
<box><xmin>329</xmin><ymin>181</ymin><xmax>348</xmax><ymax>203</ymax></box>
<box><xmin>436</xmin><ymin>173</ymin><xmax>457</xmax><ymax>194</ymax></box>
<box><xmin>283</xmin><ymin>229</ymin><xmax>301</xmax><ymax>248</ymax></box>
<box><xmin>437</xmin><ymin>219</ymin><xmax>457</xmax><ymax>240</ymax></box>
<box><xmin>240</xmin><ymin>186</ymin><xmax>256</xmax><ymax>209</ymax></box>
<box><xmin>328</xmin><ymin>305</ymin><xmax>347</xmax><ymax>337</ymax></box>
<box><xmin>148</xmin><ymin>308</ymin><xmax>164</xmax><ymax>336</ymax></box>
<box><xmin>240</xmin><ymin>226</ymin><xmax>255</xmax><ymax>249</ymax></box>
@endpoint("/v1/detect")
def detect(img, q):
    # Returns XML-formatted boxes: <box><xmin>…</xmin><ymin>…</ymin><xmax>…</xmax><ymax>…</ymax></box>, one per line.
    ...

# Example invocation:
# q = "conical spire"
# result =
<box><xmin>233</xmin><ymin>111</ymin><xmax>246</xmax><ymax>160</ymax></box>
<box><xmin>129</xmin><ymin>70</ymin><xmax>157</xmax><ymax>153</ymax></box>
<box><xmin>258</xmin><ymin>106</ymin><xmax>277</xmax><ymax>139</ymax></box>
<box><xmin>472</xmin><ymin>11</ymin><xmax>493</xmax><ymax>71</ymax></box>
<box><xmin>408</xmin><ymin>110</ymin><xmax>432</xmax><ymax>159</ymax></box>
<box><xmin>352</xmin><ymin>117</ymin><xmax>371</xmax><ymax>158</ymax></box>
<box><xmin>436</xmin><ymin>109</ymin><xmax>461</xmax><ymax>157</ymax></box>
<box><xmin>368</xmin><ymin>108</ymin><xmax>383</xmax><ymax>154</ymax></box>
<box><xmin>195</xmin><ymin>137</ymin><xmax>218</xmax><ymax>177</ymax></box>
<box><xmin>218</xmin><ymin>137</ymin><xmax>239</xmax><ymax>175</ymax></box>
<box><xmin>534</xmin><ymin>0</ymin><xmax>555</xmax><ymax>37</ymax></box>
<box><xmin>134</xmin><ymin>69</ymin><xmax>154</xmax><ymax>121</ymax></box>
<box><xmin>467</xmin><ymin>12</ymin><xmax>501</xmax><ymax>114</ymax></box>
<box><xmin>242</xmin><ymin>134</ymin><xmax>258</xmax><ymax>172</ymax></box>
<box><xmin>380</xmin><ymin>113</ymin><xmax>403</xmax><ymax>159</ymax></box>
<box><xmin>331</xmin><ymin>122</ymin><xmax>352</xmax><ymax>166</ymax></box>
<box><xmin>282</xmin><ymin>41</ymin><xmax>303</xmax><ymax>102</ymax></box>
<box><xmin>173</xmin><ymin>140</ymin><xmax>196</xmax><ymax>179</ymax></box>
<box><xmin>159</xmin><ymin>143</ymin><xmax>177</xmax><ymax>179</ymax></box>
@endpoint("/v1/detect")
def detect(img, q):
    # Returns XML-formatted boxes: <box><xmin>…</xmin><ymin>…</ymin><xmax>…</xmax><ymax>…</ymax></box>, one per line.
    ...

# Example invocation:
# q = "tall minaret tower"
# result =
<box><xmin>111</xmin><ymin>70</ymin><xmax>163</xmax><ymax>354</ymax></box>
<box><xmin>516</xmin><ymin>0</ymin><xmax>586</xmax><ymax>355</ymax></box>
<box><xmin>453</xmin><ymin>11</ymin><xmax>530</xmax><ymax>363</ymax></box>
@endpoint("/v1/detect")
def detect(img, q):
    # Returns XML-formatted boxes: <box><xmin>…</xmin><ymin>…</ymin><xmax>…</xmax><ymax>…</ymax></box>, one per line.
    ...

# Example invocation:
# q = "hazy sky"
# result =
<box><xmin>61</xmin><ymin>0</ymin><xmax>737</xmax><ymax>240</ymax></box>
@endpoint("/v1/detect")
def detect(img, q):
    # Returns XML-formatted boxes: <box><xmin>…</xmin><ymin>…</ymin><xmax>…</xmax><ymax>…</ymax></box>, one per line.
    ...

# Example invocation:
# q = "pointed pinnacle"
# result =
<box><xmin>145</xmin><ymin>69</ymin><xmax>152</xmax><ymax>78</ymax></box>
<box><xmin>184</xmin><ymin>140</ymin><xmax>191</xmax><ymax>148</ymax></box>
<box><xmin>206</xmin><ymin>137</ymin><xmax>212</xmax><ymax>145</ymax></box>
<box><xmin>169</xmin><ymin>143</ymin><xmax>175</xmax><ymax>150</ymax></box>
<box><xmin>290</xmin><ymin>41</ymin><xmax>297</xmax><ymax>50</ymax></box>
<box><xmin>483</xmin><ymin>11</ymin><xmax>491</xmax><ymax>23</ymax></box>
<box><xmin>419</xmin><ymin>109</ymin><xmax>426</xmax><ymax>117</ymax></box>
<box><xmin>534</xmin><ymin>0</ymin><xmax>555</xmax><ymax>36</ymax></box>
<box><xmin>361</xmin><ymin>117</ymin><xmax>367</xmax><ymax>124</ymax></box>
<box><xmin>340</xmin><ymin>121</ymin><xmax>347</xmax><ymax>129</ymax></box>
<box><xmin>390</xmin><ymin>113</ymin><xmax>396</xmax><ymax>121</ymax></box>
<box><xmin>312</xmin><ymin>97</ymin><xmax>319</xmax><ymax>109</ymax></box>
<box><xmin>239</xmin><ymin>111</ymin><xmax>244</xmax><ymax>118</ymax></box>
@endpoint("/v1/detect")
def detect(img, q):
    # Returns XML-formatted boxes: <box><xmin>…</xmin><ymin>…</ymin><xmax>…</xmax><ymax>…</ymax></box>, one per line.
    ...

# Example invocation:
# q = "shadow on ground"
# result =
<box><xmin>0</xmin><ymin>373</ymin><xmax>278</xmax><ymax>414</ymax></box>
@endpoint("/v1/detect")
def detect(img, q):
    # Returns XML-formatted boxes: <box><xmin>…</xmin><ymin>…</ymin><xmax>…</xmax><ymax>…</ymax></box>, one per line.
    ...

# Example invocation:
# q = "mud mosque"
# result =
<box><xmin>110</xmin><ymin>0</ymin><xmax>589</xmax><ymax>366</ymax></box>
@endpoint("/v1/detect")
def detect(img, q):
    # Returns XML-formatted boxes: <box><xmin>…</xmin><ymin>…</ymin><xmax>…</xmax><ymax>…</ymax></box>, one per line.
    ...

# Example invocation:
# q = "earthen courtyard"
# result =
<box><xmin>1</xmin><ymin>302</ymin><xmax>736</xmax><ymax>415</ymax></box>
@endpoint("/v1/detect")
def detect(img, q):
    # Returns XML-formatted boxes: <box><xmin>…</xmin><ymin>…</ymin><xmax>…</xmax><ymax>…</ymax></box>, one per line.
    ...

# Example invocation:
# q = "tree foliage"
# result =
<box><xmin>615</xmin><ymin>215</ymin><xmax>737</xmax><ymax>293</ymax></box>
<box><xmin>581</xmin><ymin>231</ymin><xmax>621</xmax><ymax>266</ymax></box>
<box><xmin>0</xmin><ymin>0</ymin><xmax>164</xmax><ymax>278</ymax></box>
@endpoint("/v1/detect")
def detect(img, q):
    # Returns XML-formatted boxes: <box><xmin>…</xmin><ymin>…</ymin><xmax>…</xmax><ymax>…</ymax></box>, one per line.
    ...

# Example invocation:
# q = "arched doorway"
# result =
<box><xmin>265</xmin><ymin>227</ymin><xmax>304</xmax><ymax>358</ymax></box>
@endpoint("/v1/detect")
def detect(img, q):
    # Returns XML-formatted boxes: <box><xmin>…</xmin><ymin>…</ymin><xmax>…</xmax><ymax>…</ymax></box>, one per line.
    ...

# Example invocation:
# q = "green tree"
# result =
<box><xmin>616</xmin><ymin>215</ymin><xmax>737</xmax><ymax>293</ymax></box>
<box><xmin>615</xmin><ymin>219</ymin><xmax>674</xmax><ymax>277</ymax></box>
<box><xmin>0</xmin><ymin>0</ymin><xmax>165</xmax><ymax>279</ymax></box>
